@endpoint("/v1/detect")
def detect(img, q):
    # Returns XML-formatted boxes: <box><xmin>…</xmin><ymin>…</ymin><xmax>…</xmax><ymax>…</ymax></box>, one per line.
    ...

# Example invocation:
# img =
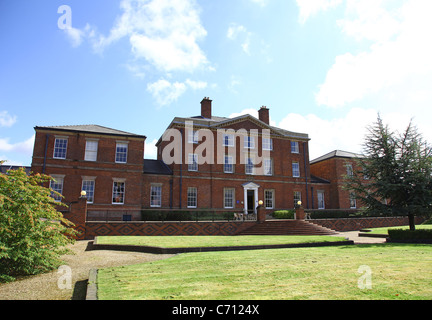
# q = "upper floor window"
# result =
<box><xmin>292</xmin><ymin>162</ymin><xmax>300</xmax><ymax>177</ymax></box>
<box><xmin>264</xmin><ymin>158</ymin><xmax>273</xmax><ymax>176</ymax></box>
<box><xmin>224</xmin><ymin>155</ymin><xmax>234</xmax><ymax>173</ymax></box>
<box><xmin>262</xmin><ymin>138</ymin><xmax>273</xmax><ymax>150</ymax></box>
<box><xmin>115</xmin><ymin>142</ymin><xmax>128</xmax><ymax>163</ymax></box>
<box><xmin>244</xmin><ymin>136</ymin><xmax>255</xmax><ymax>149</ymax></box>
<box><xmin>188</xmin><ymin>154</ymin><xmax>198</xmax><ymax>171</ymax></box>
<box><xmin>223</xmin><ymin>134</ymin><xmax>234</xmax><ymax>147</ymax></box>
<box><xmin>188</xmin><ymin>130</ymin><xmax>199</xmax><ymax>144</ymax></box>
<box><xmin>53</xmin><ymin>138</ymin><xmax>68</xmax><ymax>159</ymax></box>
<box><xmin>85</xmin><ymin>140</ymin><xmax>98</xmax><ymax>162</ymax></box>
<box><xmin>291</xmin><ymin>141</ymin><xmax>299</xmax><ymax>153</ymax></box>
<box><xmin>246</xmin><ymin>157</ymin><xmax>254</xmax><ymax>175</ymax></box>
<box><xmin>346</xmin><ymin>164</ymin><xmax>354</xmax><ymax>176</ymax></box>
<box><xmin>50</xmin><ymin>175</ymin><xmax>64</xmax><ymax>202</ymax></box>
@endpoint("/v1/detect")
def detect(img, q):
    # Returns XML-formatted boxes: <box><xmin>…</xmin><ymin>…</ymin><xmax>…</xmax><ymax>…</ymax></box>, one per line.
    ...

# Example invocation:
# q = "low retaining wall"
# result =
<box><xmin>84</xmin><ymin>221</ymin><xmax>256</xmax><ymax>240</ymax></box>
<box><xmin>310</xmin><ymin>216</ymin><xmax>425</xmax><ymax>232</ymax></box>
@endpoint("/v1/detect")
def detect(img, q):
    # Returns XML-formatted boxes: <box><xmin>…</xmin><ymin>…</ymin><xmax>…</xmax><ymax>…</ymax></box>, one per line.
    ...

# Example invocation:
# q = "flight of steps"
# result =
<box><xmin>237</xmin><ymin>220</ymin><xmax>338</xmax><ymax>236</ymax></box>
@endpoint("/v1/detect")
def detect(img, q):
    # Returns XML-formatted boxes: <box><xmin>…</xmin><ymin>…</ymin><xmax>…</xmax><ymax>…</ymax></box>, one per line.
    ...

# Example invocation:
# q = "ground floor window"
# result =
<box><xmin>264</xmin><ymin>189</ymin><xmax>274</xmax><ymax>209</ymax></box>
<box><xmin>224</xmin><ymin>188</ymin><xmax>235</xmax><ymax>208</ymax></box>
<box><xmin>112</xmin><ymin>181</ymin><xmax>125</xmax><ymax>204</ymax></box>
<box><xmin>349</xmin><ymin>192</ymin><xmax>357</xmax><ymax>209</ymax></box>
<box><xmin>317</xmin><ymin>191</ymin><xmax>325</xmax><ymax>209</ymax></box>
<box><xmin>187</xmin><ymin>187</ymin><xmax>197</xmax><ymax>208</ymax></box>
<box><xmin>82</xmin><ymin>179</ymin><xmax>95</xmax><ymax>203</ymax></box>
<box><xmin>150</xmin><ymin>185</ymin><xmax>162</xmax><ymax>207</ymax></box>
<box><xmin>294</xmin><ymin>191</ymin><xmax>301</xmax><ymax>207</ymax></box>
<box><xmin>50</xmin><ymin>175</ymin><xmax>64</xmax><ymax>202</ymax></box>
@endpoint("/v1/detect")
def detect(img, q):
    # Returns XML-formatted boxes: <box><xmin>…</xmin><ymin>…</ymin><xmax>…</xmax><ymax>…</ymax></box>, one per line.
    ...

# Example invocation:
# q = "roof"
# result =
<box><xmin>157</xmin><ymin>113</ymin><xmax>309</xmax><ymax>146</ymax></box>
<box><xmin>0</xmin><ymin>165</ymin><xmax>31</xmax><ymax>175</ymax></box>
<box><xmin>144</xmin><ymin>159</ymin><xmax>172</xmax><ymax>175</ymax></box>
<box><xmin>34</xmin><ymin>124</ymin><xmax>146</xmax><ymax>139</ymax></box>
<box><xmin>310</xmin><ymin>150</ymin><xmax>364</xmax><ymax>164</ymax></box>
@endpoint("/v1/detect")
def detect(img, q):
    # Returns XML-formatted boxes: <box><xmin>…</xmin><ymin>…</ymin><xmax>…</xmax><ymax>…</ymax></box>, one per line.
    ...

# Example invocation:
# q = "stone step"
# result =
<box><xmin>237</xmin><ymin>220</ymin><xmax>338</xmax><ymax>236</ymax></box>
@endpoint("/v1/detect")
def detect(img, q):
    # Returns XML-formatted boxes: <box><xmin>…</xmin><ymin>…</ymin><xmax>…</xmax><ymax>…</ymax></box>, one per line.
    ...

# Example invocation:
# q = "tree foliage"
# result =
<box><xmin>0</xmin><ymin>165</ymin><xmax>76</xmax><ymax>282</ymax></box>
<box><xmin>344</xmin><ymin>116</ymin><xmax>432</xmax><ymax>230</ymax></box>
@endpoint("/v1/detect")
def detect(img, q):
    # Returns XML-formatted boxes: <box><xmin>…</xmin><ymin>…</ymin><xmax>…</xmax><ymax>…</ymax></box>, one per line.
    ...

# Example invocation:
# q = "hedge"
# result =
<box><xmin>388</xmin><ymin>228</ymin><xmax>432</xmax><ymax>241</ymax></box>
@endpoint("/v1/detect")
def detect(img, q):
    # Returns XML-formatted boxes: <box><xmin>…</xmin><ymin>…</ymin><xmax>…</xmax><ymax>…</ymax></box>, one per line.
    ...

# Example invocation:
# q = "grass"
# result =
<box><xmin>96</xmin><ymin>235</ymin><xmax>347</xmax><ymax>248</ymax></box>
<box><xmin>96</xmin><ymin>241</ymin><xmax>432</xmax><ymax>300</ymax></box>
<box><xmin>364</xmin><ymin>225</ymin><xmax>432</xmax><ymax>235</ymax></box>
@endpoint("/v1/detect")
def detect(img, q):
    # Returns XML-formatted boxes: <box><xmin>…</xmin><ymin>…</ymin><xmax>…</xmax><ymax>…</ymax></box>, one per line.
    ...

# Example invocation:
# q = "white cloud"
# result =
<box><xmin>296</xmin><ymin>0</ymin><xmax>343</xmax><ymax>24</ymax></box>
<box><xmin>250</xmin><ymin>0</ymin><xmax>269</xmax><ymax>7</ymax></box>
<box><xmin>93</xmin><ymin>0</ymin><xmax>209</xmax><ymax>73</ymax></box>
<box><xmin>0</xmin><ymin>111</ymin><xmax>17</xmax><ymax>127</ymax></box>
<box><xmin>227</xmin><ymin>23</ymin><xmax>252</xmax><ymax>55</ymax></box>
<box><xmin>147</xmin><ymin>78</ymin><xmax>208</xmax><ymax>106</ymax></box>
<box><xmin>0</xmin><ymin>135</ymin><xmax>35</xmax><ymax>155</ymax></box>
<box><xmin>314</xmin><ymin>0</ymin><xmax>432</xmax><ymax>112</ymax></box>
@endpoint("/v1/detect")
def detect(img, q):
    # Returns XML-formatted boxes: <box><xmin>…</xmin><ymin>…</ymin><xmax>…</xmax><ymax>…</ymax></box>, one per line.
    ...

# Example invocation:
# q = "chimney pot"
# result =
<box><xmin>258</xmin><ymin>106</ymin><xmax>270</xmax><ymax>125</ymax></box>
<box><xmin>201</xmin><ymin>97</ymin><xmax>212</xmax><ymax>119</ymax></box>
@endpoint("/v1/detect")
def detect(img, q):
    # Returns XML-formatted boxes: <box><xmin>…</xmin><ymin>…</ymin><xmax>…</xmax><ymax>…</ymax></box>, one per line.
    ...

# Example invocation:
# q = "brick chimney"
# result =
<box><xmin>258</xmin><ymin>106</ymin><xmax>269</xmax><ymax>125</ymax></box>
<box><xmin>201</xmin><ymin>97</ymin><xmax>212</xmax><ymax>119</ymax></box>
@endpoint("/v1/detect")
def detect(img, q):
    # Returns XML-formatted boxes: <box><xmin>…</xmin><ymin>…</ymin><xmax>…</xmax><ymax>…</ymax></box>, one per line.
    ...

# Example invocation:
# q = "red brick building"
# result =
<box><xmin>310</xmin><ymin>150</ymin><xmax>365</xmax><ymax>209</ymax></box>
<box><xmin>30</xmin><ymin>98</ymin><xmax>363</xmax><ymax>222</ymax></box>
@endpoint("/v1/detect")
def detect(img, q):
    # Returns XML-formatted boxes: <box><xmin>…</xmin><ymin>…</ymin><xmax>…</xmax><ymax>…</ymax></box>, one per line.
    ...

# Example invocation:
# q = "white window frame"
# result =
<box><xmin>188</xmin><ymin>153</ymin><xmax>198</xmax><ymax>172</ymax></box>
<box><xmin>53</xmin><ymin>137</ymin><xmax>68</xmax><ymax>159</ymax></box>
<box><xmin>294</xmin><ymin>191</ymin><xmax>301</xmax><ymax>207</ymax></box>
<box><xmin>224</xmin><ymin>155</ymin><xmax>234</xmax><ymax>173</ymax></box>
<box><xmin>150</xmin><ymin>184</ymin><xmax>162</xmax><ymax>208</ymax></box>
<box><xmin>84</xmin><ymin>140</ymin><xmax>98</xmax><ymax>162</ymax></box>
<box><xmin>50</xmin><ymin>175</ymin><xmax>64</xmax><ymax>202</ymax></box>
<box><xmin>264</xmin><ymin>158</ymin><xmax>273</xmax><ymax>176</ymax></box>
<box><xmin>317</xmin><ymin>191</ymin><xmax>325</xmax><ymax>209</ymax></box>
<box><xmin>346</xmin><ymin>164</ymin><xmax>354</xmax><ymax>177</ymax></box>
<box><xmin>291</xmin><ymin>141</ymin><xmax>299</xmax><ymax>154</ymax></box>
<box><xmin>245</xmin><ymin>156</ymin><xmax>254</xmax><ymax>175</ymax></box>
<box><xmin>224</xmin><ymin>188</ymin><xmax>235</xmax><ymax>209</ymax></box>
<box><xmin>264</xmin><ymin>189</ymin><xmax>274</xmax><ymax>209</ymax></box>
<box><xmin>262</xmin><ymin>138</ymin><xmax>273</xmax><ymax>151</ymax></box>
<box><xmin>349</xmin><ymin>192</ymin><xmax>357</xmax><ymax>209</ymax></box>
<box><xmin>112</xmin><ymin>180</ymin><xmax>125</xmax><ymax>204</ymax></box>
<box><xmin>187</xmin><ymin>187</ymin><xmax>197</xmax><ymax>208</ymax></box>
<box><xmin>188</xmin><ymin>130</ymin><xmax>199</xmax><ymax>144</ymax></box>
<box><xmin>82</xmin><ymin>178</ymin><xmax>95</xmax><ymax>204</ymax></box>
<box><xmin>292</xmin><ymin>162</ymin><xmax>300</xmax><ymax>177</ymax></box>
<box><xmin>223</xmin><ymin>134</ymin><xmax>234</xmax><ymax>147</ymax></box>
<box><xmin>115</xmin><ymin>142</ymin><xmax>128</xmax><ymax>164</ymax></box>
<box><xmin>244</xmin><ymin>136</ymin><xmax>255</xmax><ymax>149</ymax></box>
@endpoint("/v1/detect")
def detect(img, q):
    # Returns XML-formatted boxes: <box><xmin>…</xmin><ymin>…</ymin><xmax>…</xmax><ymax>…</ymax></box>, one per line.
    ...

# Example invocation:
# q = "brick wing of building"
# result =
<box><xmin>30</xmin><ymin>98</ymin><xmax>365</xmax><ymax>224</ymax></box>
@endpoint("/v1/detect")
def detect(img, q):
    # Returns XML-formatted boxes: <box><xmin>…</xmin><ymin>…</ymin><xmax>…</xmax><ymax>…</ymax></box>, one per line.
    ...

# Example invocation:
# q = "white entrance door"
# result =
<box><xmin>242</xmin><ymin>182</ymin><xmax>260</xmax><ymax>214</ymax></box>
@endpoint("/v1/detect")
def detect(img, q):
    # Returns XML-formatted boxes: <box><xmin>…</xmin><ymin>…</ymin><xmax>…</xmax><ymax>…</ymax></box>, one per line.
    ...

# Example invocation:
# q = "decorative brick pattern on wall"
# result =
<box><xmin>84</xmin><ymin>221</ymin><xmax>256</xmax><ymax>240</ymax></box>
<box><xmin>310</xmin><ymin>216</ymin><xmax>425</xmax><ymax>232</ymax></box>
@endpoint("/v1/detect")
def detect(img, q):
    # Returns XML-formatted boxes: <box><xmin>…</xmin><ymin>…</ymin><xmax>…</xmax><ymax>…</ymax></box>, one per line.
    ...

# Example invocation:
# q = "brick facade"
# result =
<box><xmin>29</xmin><ymin>99</ymin><xmax>369</xmax><ymax>238</ymax></box>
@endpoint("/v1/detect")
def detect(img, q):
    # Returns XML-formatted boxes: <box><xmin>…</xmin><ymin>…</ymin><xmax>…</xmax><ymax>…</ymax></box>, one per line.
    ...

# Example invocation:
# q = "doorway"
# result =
<box><xmin>247</xmin><ymin>190</ymin><xmax>255</xmax><ymax>214</ymax></box>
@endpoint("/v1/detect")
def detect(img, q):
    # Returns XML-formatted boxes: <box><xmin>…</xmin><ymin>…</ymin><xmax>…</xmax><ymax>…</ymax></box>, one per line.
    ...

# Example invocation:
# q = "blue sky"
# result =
<box><xmin>1</xmin><ymin>0</ymin><xmax>432</xmax><ymax>166</ymax></box>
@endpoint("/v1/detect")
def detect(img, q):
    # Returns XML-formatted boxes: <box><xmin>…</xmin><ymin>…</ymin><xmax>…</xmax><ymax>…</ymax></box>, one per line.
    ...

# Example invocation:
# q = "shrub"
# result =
<box><xmin>272</xmin><ymin>210</ymin><xmax>295</xmax><ymax>219</ymax></box>
<box><xmin>0</xmin><ymin>166</ymin><xmax>76</xmax><ymax>283</ymax></box>
<box><xmin>388</xmin><ymin>229</ymin><xmax>432</xmax><ymax>241</ymax></box>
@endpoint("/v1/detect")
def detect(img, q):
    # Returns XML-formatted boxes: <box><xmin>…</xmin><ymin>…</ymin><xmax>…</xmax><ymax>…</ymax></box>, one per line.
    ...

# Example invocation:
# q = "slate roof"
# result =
<box><xmin>0</xmin><ymin>165</ymin><xmax>31</xmax><ymax>175</ymax></box>
<box><xmin>34</xmin><ymin>124</ymin><xmax>146</xmax><ymax>139</ymax></box>
<box><xmin>310</xmin><ymin>150</ymin><xmax>364</xmax><ymax>164</ymax></box>
<box><xmin>144</xmin><ymin>159</ymin><xmax>172</xmax><ymax>175</ymax></box>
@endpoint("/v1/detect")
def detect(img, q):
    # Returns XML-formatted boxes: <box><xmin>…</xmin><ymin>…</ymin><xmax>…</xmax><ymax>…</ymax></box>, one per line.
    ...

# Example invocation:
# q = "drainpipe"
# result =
<box><xmin>179</xmin><ymin>128</ymin><xmax>183</xmax><ymax>209</ymax></box>
<box><xmin>303</xmin><ymin>142</ymin><xmax>309</xmax><ymax>209</ymax></box>
<box><xmin>42</xmin><ymin>134</ymin><xmax>50</xmax><ymax>174</ymax></box>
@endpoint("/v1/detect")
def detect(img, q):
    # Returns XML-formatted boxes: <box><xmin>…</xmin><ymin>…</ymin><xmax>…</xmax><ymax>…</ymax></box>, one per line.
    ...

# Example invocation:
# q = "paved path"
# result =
<box><xmin>333</xmin><ymin>231</ymin><xmax>387</xmax><ymax>244</ymax></box>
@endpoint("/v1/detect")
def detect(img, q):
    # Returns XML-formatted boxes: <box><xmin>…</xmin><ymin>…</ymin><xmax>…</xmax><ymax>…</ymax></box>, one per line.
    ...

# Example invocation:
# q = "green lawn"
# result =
<box><xmin>97</xmin><ymin>243</ymin><xmax>432</xmax><ymax>300</ymax></box>
<box><xmin>365</xmin><ymin>225</ymin><xmax>432</xmax><ymax>235</ymax></box>
<box><xmin>96</xmin><ymin>235</ymin><xmax>347</xmax><ymax>248</ymax></box>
